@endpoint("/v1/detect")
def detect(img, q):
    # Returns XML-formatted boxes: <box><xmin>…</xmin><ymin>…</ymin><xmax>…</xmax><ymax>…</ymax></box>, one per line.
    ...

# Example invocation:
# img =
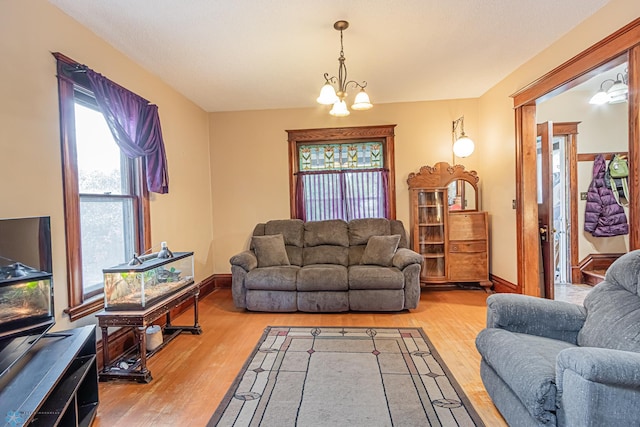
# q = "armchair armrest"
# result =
<box><xmin>229</xmin><ymin>250</ymin><xmax>257</xmax><ymax>272</ymax></box>
<box><xmin>556</xmin><ymin>347</ymin><xmax>640</xmax><ymax>426</ymax></box>
<box><xmin>557</xmin><ymin>347</ymin><xmax>640</xmax><ymax>388</ymax></box>
<box><xmin>486</xmin><ymin>294</ymin><xmax>586</xmax><ymax>344</ymax></box>
<box><xmin>392</xmin><ymin>248</ymin><xmax>423</xmax><ymax>270</ymax></box>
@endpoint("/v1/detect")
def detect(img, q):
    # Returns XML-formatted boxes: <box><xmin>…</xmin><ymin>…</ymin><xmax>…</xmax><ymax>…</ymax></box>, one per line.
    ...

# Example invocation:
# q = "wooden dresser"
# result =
<box><xmin>407</xmin><ymin>162</ymin><xmax>491</xmax><ymax>289</ymax></box>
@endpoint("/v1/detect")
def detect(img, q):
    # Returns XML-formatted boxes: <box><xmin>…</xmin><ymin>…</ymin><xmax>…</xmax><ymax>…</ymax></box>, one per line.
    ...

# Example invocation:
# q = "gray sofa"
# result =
<box><xmin>230</xmin><ymin>218</ymin><xmax>422</xmax><ymax>312</ymax></box>
<box><xmin>475</xmin><ymin>250</ymin><xmax>640</xmax><ymax>426</ymax></box>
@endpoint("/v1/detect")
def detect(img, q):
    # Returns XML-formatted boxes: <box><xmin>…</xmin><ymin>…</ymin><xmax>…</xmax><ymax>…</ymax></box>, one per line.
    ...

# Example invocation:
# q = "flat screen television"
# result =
<box><xmin>0</xmin><ymin>216</ymin><xmax>55</xmax><ymax>380</ymax></box>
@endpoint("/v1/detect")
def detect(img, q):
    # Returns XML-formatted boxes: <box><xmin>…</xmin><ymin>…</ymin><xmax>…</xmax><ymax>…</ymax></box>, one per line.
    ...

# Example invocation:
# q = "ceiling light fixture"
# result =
<box><xmin>589</xmin><ymin>71</ymin><xmax>629</xmax><ymax>105</ymax></box>
<box><xmin>452</xmin><ymin>116</ymin><xmax>475</xmax><ymax>158</ymax></box>
<box><xmin>317</xmin><ymin>20</ymin><xmax>372</xmax><ymax>117</ymax></box>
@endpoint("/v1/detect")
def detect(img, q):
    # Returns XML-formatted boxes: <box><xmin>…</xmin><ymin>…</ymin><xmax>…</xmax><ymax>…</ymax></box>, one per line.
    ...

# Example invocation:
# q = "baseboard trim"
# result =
<box><xmin>213</xmin><ymin>273</ymin><xmax>232</xmax><ymax>288</ymax></box>
<box><xmin>490</xmin><ymin>274</ymin><xmax>518</xmax><ymax>293</ymax></box>
<box><xmin>97</xmin><ymin>274</ymin><xmax>216</xmax><ymax>370</ymax></box>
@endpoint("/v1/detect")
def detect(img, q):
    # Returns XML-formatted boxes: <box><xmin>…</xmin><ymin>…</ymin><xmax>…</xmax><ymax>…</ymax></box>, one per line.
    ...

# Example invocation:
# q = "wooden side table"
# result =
<box><xmin>96</xmin><ymin>281</ymin><xmax>202</xmax><ymax>383</ymax></box>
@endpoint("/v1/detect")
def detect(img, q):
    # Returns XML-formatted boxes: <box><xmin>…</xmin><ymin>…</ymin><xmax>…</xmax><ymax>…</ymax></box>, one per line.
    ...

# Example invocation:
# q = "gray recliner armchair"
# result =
<box><xmin>476</xmin><ymin>250</ymin><xmax>640</xmax><ymax>426</ymax></box>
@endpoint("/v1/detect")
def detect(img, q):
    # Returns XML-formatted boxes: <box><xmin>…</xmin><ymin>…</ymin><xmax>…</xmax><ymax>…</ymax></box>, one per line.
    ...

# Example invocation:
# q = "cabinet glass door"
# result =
<box><xmin>416</xmin><ymin>189</ymin><xmax>446</xmax><ymax>281</ymax></box>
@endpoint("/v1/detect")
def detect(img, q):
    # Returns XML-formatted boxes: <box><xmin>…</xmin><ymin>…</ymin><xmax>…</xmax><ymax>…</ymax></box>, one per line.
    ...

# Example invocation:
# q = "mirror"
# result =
<box><xmin>447</xmin><ymin>179</ymin><xmax>477</xmax><ymax>211</ymax></box>
<box><xmin>407</xmin><ymin>162</ymin><xmax>480</xmax><ymax>211</ymax></box>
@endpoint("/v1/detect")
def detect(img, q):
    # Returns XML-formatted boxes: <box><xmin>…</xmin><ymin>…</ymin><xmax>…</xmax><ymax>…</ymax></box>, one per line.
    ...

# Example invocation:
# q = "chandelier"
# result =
<box><xmin>316</xmin><ymin>20</ymin><xmax>373</xmax><ymax>117</ymax></box>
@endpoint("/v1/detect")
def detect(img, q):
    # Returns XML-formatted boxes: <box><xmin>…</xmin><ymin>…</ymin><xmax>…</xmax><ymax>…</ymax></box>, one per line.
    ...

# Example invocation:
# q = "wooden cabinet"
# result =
<box><xmin>448</xmin><ymin>211</ymin><xmax>491</xmax><ymax>286</ymax></box>
<box><xmin>407</xmin><ymin>162</ymin><xmax>491</xmax><ymax>289</ymax></box>
<box><xmin>413</xmin><ymin>188</ymin><xmax>448</xmax><ymax>283</ymax></box>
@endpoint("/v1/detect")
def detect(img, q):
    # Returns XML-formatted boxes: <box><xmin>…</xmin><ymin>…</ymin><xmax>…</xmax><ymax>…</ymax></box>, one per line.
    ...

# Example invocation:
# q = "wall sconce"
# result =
<box><xmin>589</xmin><ymin>71</ymin><xmax>628</xmax><ymax>105</ymax></box>
<box><xmin>452</xmin><ymin>116</ymin><xmax>475</xmax><ymax>158</ymax></box>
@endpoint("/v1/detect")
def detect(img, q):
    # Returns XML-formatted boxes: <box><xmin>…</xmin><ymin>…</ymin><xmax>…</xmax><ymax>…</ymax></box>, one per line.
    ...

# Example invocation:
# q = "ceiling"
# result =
<box><xmin>48</xmin><ymin>0</ymin><xmax>613</xmax><ymax>113</ymax></box>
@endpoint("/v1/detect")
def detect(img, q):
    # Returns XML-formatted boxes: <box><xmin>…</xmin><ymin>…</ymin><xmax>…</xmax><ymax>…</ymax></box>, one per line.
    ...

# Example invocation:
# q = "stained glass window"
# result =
<box><xmin>299</xmin><ymin>142</ymin><xmax>383</xmax><ymax>171</ymax></box>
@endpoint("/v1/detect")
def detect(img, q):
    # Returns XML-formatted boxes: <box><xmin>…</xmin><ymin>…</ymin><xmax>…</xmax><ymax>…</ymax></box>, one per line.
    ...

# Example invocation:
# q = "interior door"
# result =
<box><xmin>537</xmin><ymin>122</ymin><xmax>554</xmax><ymax>299</ymax></box>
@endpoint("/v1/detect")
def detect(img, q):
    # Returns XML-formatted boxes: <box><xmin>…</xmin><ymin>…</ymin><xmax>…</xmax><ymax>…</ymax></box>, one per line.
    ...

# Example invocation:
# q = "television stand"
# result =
<box><xmin>0</xmin><ymin>325</ymin><xmax>99</xmax><ymax>427</ymax></box>
<box><xmin>96</xmin><ymin>281</ymin><xmax>201</xmax><ymax>383</ymax></box>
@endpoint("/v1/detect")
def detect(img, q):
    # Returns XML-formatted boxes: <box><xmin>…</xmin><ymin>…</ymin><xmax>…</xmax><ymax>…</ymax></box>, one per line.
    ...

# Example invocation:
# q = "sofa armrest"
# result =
<box><xmin>486</xmin><ymin>294</ymin><xmax>586</xmax><ymax>344</ymax></box>
<box><xmin>392</xmin><ymin>248</ymin><xmax>423</xmax><ymax>270</ymax></box>
<box><xmin>229</xmin><ymin>250</ymin><xmax>257</xmax><ymax>272</ymax></box>
<box><xmin>556</xmin><ymin>347</ymin><xmax>640</xmax><ymax>426</ymax></box>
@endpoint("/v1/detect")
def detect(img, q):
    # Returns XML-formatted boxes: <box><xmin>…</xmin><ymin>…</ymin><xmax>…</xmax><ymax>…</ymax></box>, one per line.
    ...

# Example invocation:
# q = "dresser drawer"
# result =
<box><xmin>449</xmin><ymin>241</ymin><xmax>486</xmax><ymax>253</ymax></box>
<box><xmin>448</xmin><ymin>252</ymin><xmax>488</xmax><ymax>281</ymax></box>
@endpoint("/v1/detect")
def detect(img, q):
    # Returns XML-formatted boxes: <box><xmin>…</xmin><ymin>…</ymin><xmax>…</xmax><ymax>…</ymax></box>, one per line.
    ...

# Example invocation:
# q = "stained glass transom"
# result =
<box><xmin>299</xmin><ymin>142</ymin><xmax>383</xmax><ymax>171</ymax></box>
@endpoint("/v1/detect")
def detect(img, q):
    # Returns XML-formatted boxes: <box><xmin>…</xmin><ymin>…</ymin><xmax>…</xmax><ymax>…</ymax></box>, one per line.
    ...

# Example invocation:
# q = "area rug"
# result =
<box><xmin>208</xmin><ymin>326</ymin><xmax>485</xmax><ymax>426</ymax></box>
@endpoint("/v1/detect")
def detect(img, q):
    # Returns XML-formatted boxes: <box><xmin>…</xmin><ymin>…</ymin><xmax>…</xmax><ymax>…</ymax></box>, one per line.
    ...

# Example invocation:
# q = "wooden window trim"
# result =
<box><xmin>286</xmin><ymin>125</ymin><xmax>397</xmax><ymax>220</ymax></box>
<box><xmin>54</xmin><ymin>52</ymin><xmax>151</xmax><ymax>321</ymax></box>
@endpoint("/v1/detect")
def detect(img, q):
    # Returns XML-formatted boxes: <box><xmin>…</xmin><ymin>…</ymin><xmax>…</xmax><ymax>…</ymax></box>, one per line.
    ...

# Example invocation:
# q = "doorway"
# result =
<box><xmin>511</xmin><ymin>20</ymin><xmax>640</xmax><ymax>297</ymax></box>
<box><xmin>536</xmin><ymin>123</ymin><xmax>576</xmax><ymax>300</ymax></box>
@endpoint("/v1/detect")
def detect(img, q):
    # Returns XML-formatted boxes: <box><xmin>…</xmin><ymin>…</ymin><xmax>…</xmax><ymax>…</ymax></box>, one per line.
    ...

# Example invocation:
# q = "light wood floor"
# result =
<box><xmin>93</xmin><ymin>288</ymin><xmax>507</xmax><ymax>427</ymax></box>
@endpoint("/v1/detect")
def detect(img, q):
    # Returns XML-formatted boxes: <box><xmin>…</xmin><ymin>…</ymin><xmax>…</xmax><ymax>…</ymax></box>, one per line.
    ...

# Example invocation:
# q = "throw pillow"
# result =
<box><xmin>361</xmin><ymin>235</ymin><xmax>401</xmax><ymax>267</ymax></box>
<box><xmin>252</xmin><ymin>234</ymin><xmax>290</xmax><ymax>267</ymax></box>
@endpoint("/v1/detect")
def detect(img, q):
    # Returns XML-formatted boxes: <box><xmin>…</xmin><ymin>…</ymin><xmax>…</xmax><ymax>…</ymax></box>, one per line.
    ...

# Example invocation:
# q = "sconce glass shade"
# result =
<box><xmin>453</xmin><ymin>134</ymin><xmax>475</xmax><ymax>158</ymax></box>
<box><xmin>317</xmin><ymin>83</ymin><xmax>339</xmax><ymax>105</ymax></box>
<box><xmin>607</xmin><ymin>80</ymin><xmax>628</xmax><ymax>98</ymax></box>
<box><xmin>330</xmin><ymin>100</ymin><xmax>350</xmax><ymax>117</ymax></box>
<box><xmin>589</xmin><ymin>90</ymin><xmax>610</xmax><ymax>105</ymax></box>
<box><xmin>351</xmin><ymin>89</ymin><xmax>373</xmax><ymax>110</ymax></box>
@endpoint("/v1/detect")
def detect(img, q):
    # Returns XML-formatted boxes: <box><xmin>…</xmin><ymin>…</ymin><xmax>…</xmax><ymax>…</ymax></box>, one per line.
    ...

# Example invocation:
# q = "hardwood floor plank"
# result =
<box><xmin>93</xmin><ymin>288</ymin><xmax>506</xmax><ymax>426</ymax></box>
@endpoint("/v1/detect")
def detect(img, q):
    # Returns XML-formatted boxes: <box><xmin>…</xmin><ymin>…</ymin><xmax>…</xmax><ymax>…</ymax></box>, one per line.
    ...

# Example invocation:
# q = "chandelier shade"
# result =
<box><xmin>317</xmin><ymin>83</ymin><xmax>339</xmax><ymax>105</ymax></box>
<box><xmin>318</xmin><ymin>20</ymin><xmax>373</xmax><ymax>117</ymax></box>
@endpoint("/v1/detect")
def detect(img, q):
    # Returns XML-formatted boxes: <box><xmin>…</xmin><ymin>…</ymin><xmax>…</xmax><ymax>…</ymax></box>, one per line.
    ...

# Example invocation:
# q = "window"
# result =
<box><xmin>75</xmin><ymin>98</ymin><xmax>138</xmax><ymax>297</ymax></box>
<box><xmin>54</xmin><ymin>53</ymin><xmax>150</xmax><ymax>320</ymax></box>
<box><xmin>287</xmin><ymin>125</ymin><xmax>396</xmax><ymax>221</ymax></box>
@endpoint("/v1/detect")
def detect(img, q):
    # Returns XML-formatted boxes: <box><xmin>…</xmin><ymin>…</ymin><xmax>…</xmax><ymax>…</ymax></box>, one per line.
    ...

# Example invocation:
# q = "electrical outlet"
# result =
<box><xmin>580</xmin><ymin>192</ymin><xmax>588</xmax><ymax>200</ymax></box>
<box><xmin>512</xmin><ymin>199</ymin><xmax>516</xmax><ymax>209</ymax></box>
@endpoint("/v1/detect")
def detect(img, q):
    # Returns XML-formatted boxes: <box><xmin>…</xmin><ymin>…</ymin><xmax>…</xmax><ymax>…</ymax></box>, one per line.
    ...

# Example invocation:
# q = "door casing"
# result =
<box><xmin>512</xmin><ymin>19</ymin><xmax>640</xmax><ymax>295</ymax></box>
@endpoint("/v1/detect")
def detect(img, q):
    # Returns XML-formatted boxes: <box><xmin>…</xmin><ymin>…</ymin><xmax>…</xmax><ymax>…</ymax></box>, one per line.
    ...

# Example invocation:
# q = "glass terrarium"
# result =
<box><xmin>103</xmin><ymin>251</ymin><xmax>194</xmax><ymax>311</ymax></box>
<box><xmin>0</xmin><ymin>263</ymin><xmax>53</xmax><ymax>334</ymax></box>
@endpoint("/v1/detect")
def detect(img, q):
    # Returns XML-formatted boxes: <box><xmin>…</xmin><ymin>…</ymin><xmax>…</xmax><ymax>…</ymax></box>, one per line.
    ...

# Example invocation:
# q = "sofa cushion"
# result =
<box><xmin>390</xmin><ymin>220</ymin><xmax>409</xmax><ymax>249</ymax></box>
<box><xmin>349</xmin><ymin>265</ymin><xmax>404</xmax><ymax>290</ymax></box>
<box><xmin>297</xmin><ymin>265</ymin><xmax>348</xmax><ymax>291</ymax></box>
<box><xmin>252</xmin><ymin>234</ymin><xmax>290</xmax><ymax>267</ymax></box>
<box><xmin>361</xmin><ymin>235</ymin><xmax>401</xmax><ymax>267</ymax></box>
<box><xmin>264</xmin><ymin>219</ymin><xmax>304</xmax><ymax>247</ymax></box>
<box><xmin>348</xmin><ymin>218</ymin><xmax>391</xmax><ymax>246</ymax></box>
<box><xmin>476</xmin><ymin>328</ymin><xmax>576</xmax><ymax>423</ymax></box>
<box><xmin>303</xmin><ymin>246</ymin><xmax>349</xmax><ymax>267</ymax></box>
<box><xmin>245</xmin><ymin>265</ymin><xmax>299</xmax><ymax>291</ymax></box>
<box><xmin>304</xmin><ymin>220</ymin><xmax>349</xmax><ymax>247</ymax></box>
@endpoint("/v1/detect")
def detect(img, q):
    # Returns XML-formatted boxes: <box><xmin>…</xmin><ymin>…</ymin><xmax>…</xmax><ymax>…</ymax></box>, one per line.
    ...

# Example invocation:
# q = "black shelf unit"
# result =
<box><xmin>0</xmin><ymin>325</ymin><xmax>98</xmax><ymax>427</ymax></box>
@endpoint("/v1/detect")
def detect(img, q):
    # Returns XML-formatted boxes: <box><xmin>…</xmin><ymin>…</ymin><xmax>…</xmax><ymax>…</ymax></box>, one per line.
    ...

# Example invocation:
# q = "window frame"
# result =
<box><xmin>287</xmin><ymin>125</ymin><xmax>397</xmax><ymax>220</ymax></box>
<box><xmin>54</xmin><ymin>52</ymin><xmax>151</xmax><ymax>321</ymax></box>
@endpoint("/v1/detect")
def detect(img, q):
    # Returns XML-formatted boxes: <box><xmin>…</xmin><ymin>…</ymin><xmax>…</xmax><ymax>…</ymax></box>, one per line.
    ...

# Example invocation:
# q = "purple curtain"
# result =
<box><xmin>296</xmin><ymin>169</ymin><xmax>389</xmax><ymax>221</ymax></box>
<box><xmin>86</xmin><ymin>70</ymin><xmax>169</xmax><ymax>194</ymax></box>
